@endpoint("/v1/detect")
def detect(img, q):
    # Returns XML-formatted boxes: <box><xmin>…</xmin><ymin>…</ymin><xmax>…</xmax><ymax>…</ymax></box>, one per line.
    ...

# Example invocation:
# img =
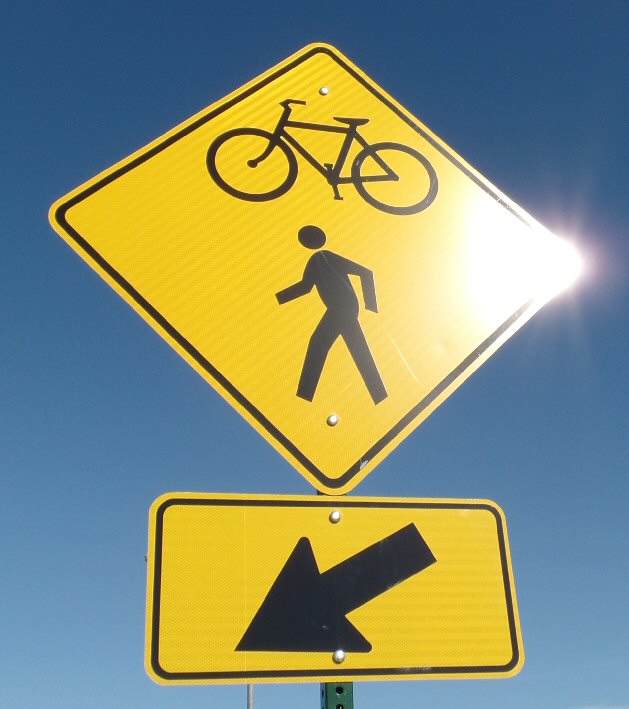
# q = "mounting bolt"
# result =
<box><xmin>329</xmin><ymin>510</ymin><xmax>342</xmax><ymax>524</ymax></box>
<box><xmin>326</xmin><ymin>414</ymin><xmax>339</xmax><ymax>427</ymax></box>
<box><xmin>319</xmin><ymin>86</ymin><xmax>330</xmax><ymax>95</ymax></box>
<box><xmin>332</xmin><ymin>649</ymin><xmax>346</xmax><ymax>664</ymax></box>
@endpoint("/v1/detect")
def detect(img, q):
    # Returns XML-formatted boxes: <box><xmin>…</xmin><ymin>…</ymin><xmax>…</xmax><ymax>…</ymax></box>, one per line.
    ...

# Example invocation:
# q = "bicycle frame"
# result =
<box><xmin>253</xmin><ymin>99</ymin><xmax>395</xmax><ymax>199</ymax></box>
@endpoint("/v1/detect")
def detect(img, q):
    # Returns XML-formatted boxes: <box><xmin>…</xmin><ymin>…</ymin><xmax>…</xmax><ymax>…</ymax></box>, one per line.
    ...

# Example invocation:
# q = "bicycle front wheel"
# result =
<box><xmin>207</xmin><ymin>128</ymin><xmax>298</xmax><ymax>202</ymax></box>
<box><xmin>352</xmin><ymin>142</ymin><xmax>438</xmax><ymax>215</ymax></box>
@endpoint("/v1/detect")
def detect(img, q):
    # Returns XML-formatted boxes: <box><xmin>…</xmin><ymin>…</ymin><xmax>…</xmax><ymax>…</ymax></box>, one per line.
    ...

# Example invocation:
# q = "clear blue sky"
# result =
<box><xmin>2</xmin><ymin>1</ymin><xmax>628</xmax><ymax>708</ymax></box>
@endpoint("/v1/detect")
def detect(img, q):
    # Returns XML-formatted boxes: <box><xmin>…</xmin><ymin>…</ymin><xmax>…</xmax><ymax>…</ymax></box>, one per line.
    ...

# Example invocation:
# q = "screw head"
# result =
<box><xmin>329</xmin><ymin>510</ymin><xmax>342</xmax><ymax>524</ymax></box>
<box><xmin>326</xmin><ymin>414</ymin><xmax>339</xmax><ymax>427</ymax></box>
<box><xmin>332</xmin><ymin>649</ymin><xmax>346</xmax><ymax>664</ymax></box>
<box><xmin>319</xmin><ymin>86</ymin><xmax>330</xmax><ymax>95</ymax></box>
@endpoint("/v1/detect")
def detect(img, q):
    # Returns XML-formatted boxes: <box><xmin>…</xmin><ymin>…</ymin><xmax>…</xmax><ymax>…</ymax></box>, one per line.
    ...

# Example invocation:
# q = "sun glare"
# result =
<box><xmin>536</xmin><ymin>234</ymin><xmax>583</xmax><ymax>301</ymax></box>
<box><xmin>465</xmin><ymin>196</ymin><xmax>583</xmax><ymax>328</ymax></box>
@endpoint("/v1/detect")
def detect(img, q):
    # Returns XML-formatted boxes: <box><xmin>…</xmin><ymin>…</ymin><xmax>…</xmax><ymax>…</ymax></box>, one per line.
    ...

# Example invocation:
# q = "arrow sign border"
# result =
<box><xmin>147</xmin><ymin>494</ymin><xmax>523</xmax><ymax>683</ymax></box>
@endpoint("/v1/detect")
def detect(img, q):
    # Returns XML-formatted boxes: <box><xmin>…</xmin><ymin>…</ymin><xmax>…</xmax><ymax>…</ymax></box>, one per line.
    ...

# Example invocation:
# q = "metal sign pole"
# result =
<box><xmin>321</xmin><ymin>682</ymin><xmax>354</xmax><ymax>709</ymax></box>
<box><xmin>247</xmin><ymin>683</ymin><xmax>253</xmax><ymax>709</ymax></box>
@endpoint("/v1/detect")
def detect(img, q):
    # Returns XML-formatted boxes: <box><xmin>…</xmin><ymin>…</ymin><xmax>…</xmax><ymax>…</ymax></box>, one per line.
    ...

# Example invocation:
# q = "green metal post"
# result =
<box><xmin>320</xmin><ymin>682</ymin><xmax>354</xmax><ymax>709</ymax></box>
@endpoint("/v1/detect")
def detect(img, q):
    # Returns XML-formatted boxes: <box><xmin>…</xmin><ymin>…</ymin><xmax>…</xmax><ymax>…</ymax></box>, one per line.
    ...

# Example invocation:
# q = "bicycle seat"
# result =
<box><xmin>333</xmin><ymin>116</ymin><xmax>370</xmax><ymax>127</ymax></box>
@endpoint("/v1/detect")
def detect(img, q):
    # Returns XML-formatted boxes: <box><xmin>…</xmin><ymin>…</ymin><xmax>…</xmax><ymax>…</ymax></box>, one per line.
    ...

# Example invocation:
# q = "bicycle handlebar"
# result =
<box><xmin>280</xmin><ymin>98</ymin><xmax>307</xmax><ymax>107</ymax></box>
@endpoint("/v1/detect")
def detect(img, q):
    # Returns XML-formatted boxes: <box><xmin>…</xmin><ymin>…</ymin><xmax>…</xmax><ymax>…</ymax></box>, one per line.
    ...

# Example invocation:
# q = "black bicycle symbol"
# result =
<box><xmin>207</xmin><ymin>99</ymin><xmax>438</xmax><ymax>216</ymax></box>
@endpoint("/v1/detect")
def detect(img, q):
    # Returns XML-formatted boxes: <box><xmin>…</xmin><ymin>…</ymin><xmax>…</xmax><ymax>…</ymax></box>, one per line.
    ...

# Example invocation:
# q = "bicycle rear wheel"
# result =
<box><xmin>352</xmin><ymin>142</ymin><xmax>438</xmax><ymax>215</ymax></box>
<box><xmin>207</xmin><ymin>128</ymin><xmax>297</xmax><ymax>202</ymax></box>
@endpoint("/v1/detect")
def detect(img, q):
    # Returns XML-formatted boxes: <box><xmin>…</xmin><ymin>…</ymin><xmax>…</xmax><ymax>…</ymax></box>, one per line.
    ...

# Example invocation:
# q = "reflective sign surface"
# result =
<box><xmin>50</xmin><ymin>44</ymin><xmax>576</xmax><ymax>493</ymax></box>
<box><xmin>146</xmin><ymin>493</ymin><xmax>524</xmax><ymax>684</ymax></box>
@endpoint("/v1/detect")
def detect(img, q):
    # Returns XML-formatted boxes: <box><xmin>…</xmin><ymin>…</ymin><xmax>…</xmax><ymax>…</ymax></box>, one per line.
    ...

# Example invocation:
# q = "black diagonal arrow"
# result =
<box><xmin>236</xmin><ymin>523</ymin><xmax>436</xmax><ymax>653</ymax></box>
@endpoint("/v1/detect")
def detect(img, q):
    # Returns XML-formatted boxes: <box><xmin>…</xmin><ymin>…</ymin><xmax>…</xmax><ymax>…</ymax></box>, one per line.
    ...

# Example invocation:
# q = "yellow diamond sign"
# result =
<box><xmin>146</xmin><ymin>493</ymin><xmax>523</xmax><ymax>684</ymax></box>
<box><xmin>50</xmin><ymin>44</ymin><xmax>579</xmax><ymax>494</ymax></box>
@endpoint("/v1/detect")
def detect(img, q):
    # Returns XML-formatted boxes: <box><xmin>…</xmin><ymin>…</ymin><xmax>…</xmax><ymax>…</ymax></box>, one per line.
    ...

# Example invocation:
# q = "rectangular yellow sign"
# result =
<box><xmin>146</xmin><ymin>493</ymin><xmax>523</xmax><ymax>684</ymax></box>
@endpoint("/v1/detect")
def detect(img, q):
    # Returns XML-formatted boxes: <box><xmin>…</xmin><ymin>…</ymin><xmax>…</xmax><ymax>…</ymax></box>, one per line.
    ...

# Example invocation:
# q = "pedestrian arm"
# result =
<box><xmin>276</xmin><ymin>278</ymin><xmax>313</xmax><ymax>304</ymax></box>
<box><xmin>337</xmin><ymin>256</ymin><xmax>378</xmax><ymax>313</ymax></box>
<box><xmin>360</xmin><ymin>273</ymin><xmax>378</xmax><ymax>313</ymax></box>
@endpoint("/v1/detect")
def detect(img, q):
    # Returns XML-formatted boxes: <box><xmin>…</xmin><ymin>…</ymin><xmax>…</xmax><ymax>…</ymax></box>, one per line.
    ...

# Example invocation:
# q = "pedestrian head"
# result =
<box><xmin>298</xmin><ymin>225</ymin><xmax>326</xmax><ymax>250</ymax></box>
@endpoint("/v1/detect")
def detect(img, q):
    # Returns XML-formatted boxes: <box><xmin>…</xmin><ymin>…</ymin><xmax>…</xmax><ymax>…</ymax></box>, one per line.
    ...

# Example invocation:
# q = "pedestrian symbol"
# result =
<box><xmin>276</xmin><ymin>225</ymin><xmax>387</xmax><ymax>404</ymax></box>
